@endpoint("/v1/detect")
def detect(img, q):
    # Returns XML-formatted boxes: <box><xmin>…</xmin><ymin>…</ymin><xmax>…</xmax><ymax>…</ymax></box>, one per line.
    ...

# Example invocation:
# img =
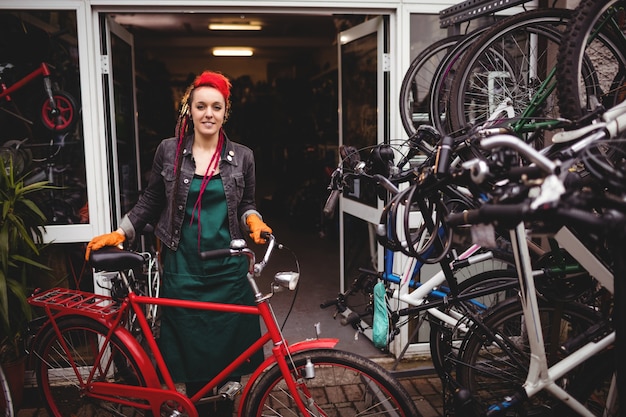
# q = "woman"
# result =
<box><xmin>85</xmin><ymin>70</ymin><xmax>272</xmax><ymax>416</ymax></box>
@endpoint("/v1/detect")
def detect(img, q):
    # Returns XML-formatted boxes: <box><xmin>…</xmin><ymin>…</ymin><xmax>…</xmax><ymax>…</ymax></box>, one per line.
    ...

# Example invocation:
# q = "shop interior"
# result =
<box><xmin>0</xmin><ymin>9</ymin><xmax>393</xmax><ymax>355</ymax></box>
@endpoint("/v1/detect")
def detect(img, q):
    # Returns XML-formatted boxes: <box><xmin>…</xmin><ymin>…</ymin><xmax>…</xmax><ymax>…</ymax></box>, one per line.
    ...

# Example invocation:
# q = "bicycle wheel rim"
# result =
<box><xmin>34</xmin><ymin>316</ymin><xmax>150</xmax><ymax>417</ymax></box>
<box><xmin>448</xmin><ymin>9</ymin><xmax>572</xmax><ymax>137</ymax></box>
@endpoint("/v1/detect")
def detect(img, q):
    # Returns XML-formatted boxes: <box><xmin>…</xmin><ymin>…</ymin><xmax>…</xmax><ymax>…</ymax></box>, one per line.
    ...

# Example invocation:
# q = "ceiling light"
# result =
<box><xmin>212</xmin><ymin>47</ymin><xmax>254</xmax><ymax>57</ymax></box>
<box><xmin>209</xmin><ymin>23</ymin><xmax>262</xmax><ymax>31</ymax></box>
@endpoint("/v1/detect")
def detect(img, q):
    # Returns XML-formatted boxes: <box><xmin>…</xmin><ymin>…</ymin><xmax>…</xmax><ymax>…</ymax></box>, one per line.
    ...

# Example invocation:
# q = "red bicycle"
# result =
<box><xmin>27</xmin><ymin>234</ymin><xmax>419</xmax><ymax>416</ymax></box>
<box><xmin>0</xmin><ymin>62</ymin><xmax>77</xmax><ymax>134</ymax></box>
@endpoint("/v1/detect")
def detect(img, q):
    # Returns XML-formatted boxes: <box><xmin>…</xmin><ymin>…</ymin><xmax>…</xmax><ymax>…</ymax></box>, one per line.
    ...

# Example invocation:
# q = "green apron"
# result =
<box><xmin>158</xmin><ymin>174</ymin><xmax>263</xmax><ymax>383</ymax></box>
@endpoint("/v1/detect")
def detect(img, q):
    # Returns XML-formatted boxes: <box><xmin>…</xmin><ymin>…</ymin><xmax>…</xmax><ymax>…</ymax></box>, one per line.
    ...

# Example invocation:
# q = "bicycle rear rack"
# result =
<box><xmin>29</xmin><ymin>287</ymin><xmax>122</xmax><ymax>318</ymax></box>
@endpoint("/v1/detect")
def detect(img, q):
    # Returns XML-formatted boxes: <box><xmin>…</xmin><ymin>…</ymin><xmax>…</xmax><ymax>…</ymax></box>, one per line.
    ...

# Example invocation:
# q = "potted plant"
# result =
<box><xmin>0</xmin><ymin>154</ymin><xmax>51</xmax><ymax>408</ymax></box>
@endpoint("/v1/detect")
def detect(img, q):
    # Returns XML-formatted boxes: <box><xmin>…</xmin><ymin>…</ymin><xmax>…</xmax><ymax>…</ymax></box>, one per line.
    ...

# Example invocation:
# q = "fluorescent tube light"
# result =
<box><xmin>209</xmin><ymin>23</ymin><xmax>262</xmax><ymax>31</ymax></box>
<box><xmin>212</xmin><ymin>47</ymin><xmax>254</xmax><ymax>57</ymax></box>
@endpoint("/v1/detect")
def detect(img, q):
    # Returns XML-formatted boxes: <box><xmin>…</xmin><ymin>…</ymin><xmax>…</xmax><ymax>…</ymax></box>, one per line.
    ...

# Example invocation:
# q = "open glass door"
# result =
<box><xmin>101</xmin><ymin>16</ymin><xmax>141</xmax><ymax>228</ymax></box>
<box><xmin>337</xmin><ymin>17</ymin><xmax>387</xmax><ymax>299</ymax></box>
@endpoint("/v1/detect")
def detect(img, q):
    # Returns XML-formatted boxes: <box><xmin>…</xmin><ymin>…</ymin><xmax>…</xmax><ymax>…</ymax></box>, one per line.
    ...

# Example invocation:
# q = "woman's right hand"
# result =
<box><xmin>85</xmin><ymin>231</ymin><xmax>126</xmax><ymax>260</ymax></box>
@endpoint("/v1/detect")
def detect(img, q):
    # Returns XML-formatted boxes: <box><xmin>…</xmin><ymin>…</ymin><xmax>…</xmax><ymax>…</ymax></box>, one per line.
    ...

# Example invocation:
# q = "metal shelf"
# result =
<box><xmin>439</xmin><ymin>0</ymin><xmax>531</xmax><ymax>28</ymax></box>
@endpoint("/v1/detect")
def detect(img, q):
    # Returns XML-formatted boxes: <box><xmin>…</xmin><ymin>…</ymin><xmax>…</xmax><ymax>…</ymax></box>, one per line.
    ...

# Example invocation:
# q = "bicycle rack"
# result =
<box><xmin>440</xmin><ymin>0</ymin><xmax>533</xmax><ymax>28</ymax></box>
<box><xmin>29</xmin><ymin>287</ymin><xmax>122</xmax><ymax>318</ymax></box>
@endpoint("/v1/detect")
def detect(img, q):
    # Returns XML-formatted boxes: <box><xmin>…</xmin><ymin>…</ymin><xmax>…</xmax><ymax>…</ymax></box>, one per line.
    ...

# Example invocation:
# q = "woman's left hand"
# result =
<box><xmin>246</xmin><ymin>214</ymin><xmax>272</xmax><ymax>244</ymax></box>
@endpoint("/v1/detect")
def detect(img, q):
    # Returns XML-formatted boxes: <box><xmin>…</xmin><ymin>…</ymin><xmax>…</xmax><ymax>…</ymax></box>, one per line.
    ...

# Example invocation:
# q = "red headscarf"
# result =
<box><xmin>193</xmin><ymin>71</ymin><xmax>231</xmax><ymax>104</ymax></box>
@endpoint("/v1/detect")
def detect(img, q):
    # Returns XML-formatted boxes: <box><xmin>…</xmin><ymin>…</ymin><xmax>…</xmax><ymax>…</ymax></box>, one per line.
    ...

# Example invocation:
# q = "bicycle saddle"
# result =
<box><xmin>89</xmin><ymin>246</ymin><xmax>145</xmax><ymax>272</ymax></box>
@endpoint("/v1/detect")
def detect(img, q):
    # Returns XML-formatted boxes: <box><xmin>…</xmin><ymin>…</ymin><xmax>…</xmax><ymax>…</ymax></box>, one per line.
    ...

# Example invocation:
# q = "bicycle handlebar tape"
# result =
<box><xmin>246</xmin><ymin>213</ymin><xmax>272</xmax><ymax>244</ymax></box>
<box><xmin>323</xmin><ymin>189</ymin><xmax>341</xmax><ymax>218</ymax></box>
<box><xmin>435</xmin><ymin>135</ymin><xmax>455</xmax><ymax>178</ymax></box>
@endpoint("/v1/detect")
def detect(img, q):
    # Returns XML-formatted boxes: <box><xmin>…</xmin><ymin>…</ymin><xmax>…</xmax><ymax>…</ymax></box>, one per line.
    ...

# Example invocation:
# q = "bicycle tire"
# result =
<box><xmin>242</xmin><ymin>348</ymin><xmax>420</xmax><ymax>416</ymax></box>
<box><xmin>399</xmin><ymin>35</ymin><xmax>463</xmax><ymax>137</ymax></box>
<box><xmin>556</xmin><ymin>0</ymin><xmax>626</xmax><ymax>122</ymax></box>
<box><xmin>428</xmin><ymin>26</ymin><xmax>497</xmax><ymax>137</ymax></box>
<box><xmin>456</xmin><ymin>297</ymin><xmax>610</xmax><ymax>415</ymax></box>
<box><xmin>429</xmin><ymin>267</ymin><xmax>518</xmax><ymax>382</ymax></box>
<box><xmin>0</xmin><ymin>366</ymin><xmax>14</xmax><ymax>417</ymax></box>
<box><xmin>40</xmin><ymin>90</ymin><xmax>78</xmax><ymax>133</ymax></box>
<box><xmin>33</xmin><ymin>316</ymin><xmax>151</xmax><ymax>417</ymax></box>
<box><xmin>448</xmin><ymin>9</ymin><xmax>572</xmax><ymax>137</ymax></box>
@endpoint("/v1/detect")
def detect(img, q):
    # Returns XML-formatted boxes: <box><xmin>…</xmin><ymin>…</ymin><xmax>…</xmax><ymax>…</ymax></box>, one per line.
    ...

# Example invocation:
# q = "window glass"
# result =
<box><xmin>0</xmin><ymin>10</ymin><xmax>85</xmax><ymax>225</ymax></box>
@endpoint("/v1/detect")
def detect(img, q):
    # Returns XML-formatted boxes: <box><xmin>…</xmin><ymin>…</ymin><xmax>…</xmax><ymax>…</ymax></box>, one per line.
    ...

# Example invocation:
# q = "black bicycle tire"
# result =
<box><xmin>242</xmin><ymin>348</ymin><xmax>420</xmax><ymax>416</ymax></box>
<box><xmin>448</xmin><ymin>8</ymin><xmax>573</xmax><ymax>136</ymax></box>
<box><xmin>556</xmin><ymin>0</ymin><xmax>626</xmax><ymax>122</ymax></box>
<box><xmin>399</xmin><ymin>35</ymin><xmax>463</xmax><ymax>137</ymax></box>
<box><xmin>428</xmin><ymin>26</ymin><xmax>493</xmax><ymax>136</ymax></box>
<box><xmin>428</xmin><ymin>267</ymin><xmax>518</xmax><ymax>382</ymax></box>
<box><xmin>456</xmin><ymin>297</ymin><xmax>608</xmax><ymax>415</ymax></box>
<box><xmin>0</xmin><ymin>366</ymin><xmax>14</xmax><ymax>417</ymax></box>
<box><xmin>33</xmin><ymin>316</ymin><xmax>151</xmax><ymax>417</ymax></box>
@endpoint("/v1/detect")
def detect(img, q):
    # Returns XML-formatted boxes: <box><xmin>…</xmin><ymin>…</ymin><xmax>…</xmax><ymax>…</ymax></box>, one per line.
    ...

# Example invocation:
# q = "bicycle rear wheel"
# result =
<box><xmin>33</xmin><ymin>316</ymin><xmax>150</xmax><ymax>417</ymax></box>
<box><xmin>456</xmin><ymin>298</ymin><xmax>611</xmax><ymax>415</ymax></box>
<box><xmin>242</xmin><ymin>348</ymin><xmax>420</xmax><ymax>416</ymax></box>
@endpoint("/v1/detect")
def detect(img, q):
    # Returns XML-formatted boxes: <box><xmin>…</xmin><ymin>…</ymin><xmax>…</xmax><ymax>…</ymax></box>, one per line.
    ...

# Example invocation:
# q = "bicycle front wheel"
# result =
<box><xmin>448</xmin><ymin>9</ymin><xmax>572</xmax><ymax>138</ymax></box>
<box><xmin>556</xmin><ymin>0</ymin><xmax>626</xmax><ymax>121</ymax></box>
<box><xmin>33</xmin><ymin>316</ymin><xmax>150</xmax><ymax>417</ymax></box>
<box><xmin>399</xmin><ymin>35</ymin><xmax>463</xmax><ymax>137</ymax></box>
<box><xmin>243</xmin><ymin>348</ymin><xmax>420</xmax><ymax>416</ymax></box>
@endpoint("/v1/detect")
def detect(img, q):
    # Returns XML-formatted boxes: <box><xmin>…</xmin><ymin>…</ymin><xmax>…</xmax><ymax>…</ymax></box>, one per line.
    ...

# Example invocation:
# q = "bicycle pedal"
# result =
<box><xmin>218</xmin><ymin>381</ymin><xmax>242</xmax><ymax>399</ymax></box>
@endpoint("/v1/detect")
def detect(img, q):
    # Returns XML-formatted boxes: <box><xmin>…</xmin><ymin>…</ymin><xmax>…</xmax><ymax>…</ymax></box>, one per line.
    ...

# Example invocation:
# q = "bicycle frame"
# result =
<box><xmin>0</xmin><ymin>62</ymin><xmax>53</xmax><ymax>101</ymax></box>
<box><xmin>495</xmin><ymin>222</ymin><xmax>617</xmax><ymax>416</ymax></box>
<box><xmin>29</xmin><ymin>246</ymin><xmax>338</xmax><ymax>417</ymax></box>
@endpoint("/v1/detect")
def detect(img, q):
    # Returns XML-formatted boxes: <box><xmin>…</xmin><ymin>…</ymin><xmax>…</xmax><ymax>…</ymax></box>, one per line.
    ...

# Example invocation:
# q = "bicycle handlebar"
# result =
<box><xmin>446</xmin><ymin>201</ymin><xmax>622</xmax><ymax>234</ymax></box>
<box><xmin>479</xmin><ymin>134</ymin><xmax>559</xmax><ymax>175</ymax></box>
<box><xmin>200</xmin><ymin>233</ymin><xmax>277</xmax><ymax>277</ymax></box>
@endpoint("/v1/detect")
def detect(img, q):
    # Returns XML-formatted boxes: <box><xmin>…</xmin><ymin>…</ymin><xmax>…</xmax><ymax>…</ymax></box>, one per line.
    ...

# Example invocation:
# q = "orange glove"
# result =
<box><xmin>85</xmin><ymin>231</ymin><xmax>126</xmax><ymax>260</ymax></box>
<box><xmin>246</xmin><ymin>214</ymin><xmax>272</xmax><ymax>244</ymax></box>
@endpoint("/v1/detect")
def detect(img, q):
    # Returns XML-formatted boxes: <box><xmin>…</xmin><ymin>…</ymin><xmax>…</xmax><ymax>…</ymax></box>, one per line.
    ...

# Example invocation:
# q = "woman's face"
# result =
<box><xmin>190</xmin><ymin>86</ymin><xmax>227</xmax><ymax>139</ymax></box>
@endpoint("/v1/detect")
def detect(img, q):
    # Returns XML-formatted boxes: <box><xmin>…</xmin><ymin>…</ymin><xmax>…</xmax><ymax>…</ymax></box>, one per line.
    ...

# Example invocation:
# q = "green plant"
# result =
<box><xmin>0</xmin><ymin>156</ymin><xmax>52</xmax><ymax>363</ymax></box>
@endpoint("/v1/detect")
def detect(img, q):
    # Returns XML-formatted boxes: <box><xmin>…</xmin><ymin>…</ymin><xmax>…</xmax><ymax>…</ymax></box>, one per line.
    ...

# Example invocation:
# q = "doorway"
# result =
<box><xmin>106</xmin><ymin>12</ymin><xmax>379</xmax><ymax>237</ymax></box>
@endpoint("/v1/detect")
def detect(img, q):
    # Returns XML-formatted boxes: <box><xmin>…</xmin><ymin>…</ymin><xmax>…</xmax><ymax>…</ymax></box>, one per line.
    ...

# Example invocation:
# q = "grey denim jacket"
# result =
<box><xmin>119</xmin><ymin>133</ymin><xmax>262</xmax><ymax>250</ymax></box>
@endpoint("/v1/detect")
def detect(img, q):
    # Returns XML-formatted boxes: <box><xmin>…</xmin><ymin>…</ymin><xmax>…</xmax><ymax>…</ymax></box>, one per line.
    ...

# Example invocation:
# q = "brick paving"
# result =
<box><xmin>16</xmin><ymin>359</ymin><xmax>446</xmax><ymax>416</ymax></box>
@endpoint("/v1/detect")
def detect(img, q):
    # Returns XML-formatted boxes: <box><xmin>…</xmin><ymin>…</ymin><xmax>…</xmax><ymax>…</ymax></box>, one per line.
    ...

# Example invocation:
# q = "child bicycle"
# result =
<box><xmin>0</xmin><ymin>61</ymin><xmax>77</xmax><ymax>134</ymax></box>
<box><xmin>26</xmin><ymin>233</ymin><xmax>419</xmax><ymax>417</ymax></box>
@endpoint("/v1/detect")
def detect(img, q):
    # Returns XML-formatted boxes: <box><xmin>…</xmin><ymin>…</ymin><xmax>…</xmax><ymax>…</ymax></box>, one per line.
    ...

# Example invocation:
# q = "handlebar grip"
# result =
<box><xmin>446</xmin><ymin>209</ymin><xmax>481</xmax><ymax>226</ymax></box>
<box><xmin>199</xmin><ymin>248</ymin><xmax>235</xmax><ymax>260</ymax></box>
<box><xmin>506</xmin><ymin>165</ymin><xmax>544</xmax><ymax>181</ymax></box>
<box><xmin>323</xmin><ymin>189</ymin><xmax>341</xmax><ymax>218</ymax></box>
<box><xmin>435</xmin><ymin>135</ymin><xmax>455</xmax><ymax>177</ymax></box>
<box><xmin>446</xmin><ymin>204</ymin><xmax>528</xmax><ymax>226</ymax></box>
